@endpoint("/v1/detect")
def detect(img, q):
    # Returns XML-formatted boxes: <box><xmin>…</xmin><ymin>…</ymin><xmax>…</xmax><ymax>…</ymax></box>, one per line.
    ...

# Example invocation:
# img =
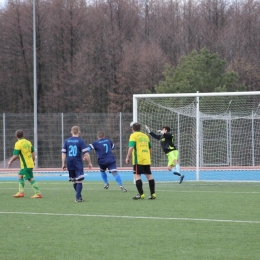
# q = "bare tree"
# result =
<box><xmin>0</xmin><ymin>0</ymin><xmax>34</xmax><ymax>112</ymax></box>
<box><xmin>1</xmin><ymin>0</ymin><xmax>260</xmax><ymax>114</ymax></box>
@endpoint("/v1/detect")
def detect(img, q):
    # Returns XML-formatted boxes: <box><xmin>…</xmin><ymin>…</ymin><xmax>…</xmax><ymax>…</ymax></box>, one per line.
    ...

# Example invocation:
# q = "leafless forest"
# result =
<box><xmin>0</xmin><ymin>0</ymin><xmax>260</xmax><ymax>113</ymax></box>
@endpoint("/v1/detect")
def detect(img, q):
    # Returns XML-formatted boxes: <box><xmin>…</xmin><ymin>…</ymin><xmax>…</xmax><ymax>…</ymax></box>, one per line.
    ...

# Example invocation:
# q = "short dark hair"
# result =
<box><xmin>15</xmin><ymin>130</ymin><xmax>24</xmax><ymax>138</ymax></box>
<box><xmin>132</xmin><ymin>123</ymin><xmax>141</xmax><ymax>131</ymax></box>
<box><xmin>162</xmin><ymin>126</ymin><xmax>170</xmax><ymax>132</ymax></box>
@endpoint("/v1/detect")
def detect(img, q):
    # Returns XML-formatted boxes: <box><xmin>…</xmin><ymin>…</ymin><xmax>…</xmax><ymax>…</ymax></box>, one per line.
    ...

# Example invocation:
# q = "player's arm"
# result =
<box><xmin>8</xmin><ymin>146</ymin><xmax>20</xmax><ymax>167</ymax></box>
<box><xmin>125</xmin><ymin>147</ymin><xmax>134</xmax><ymax>164</ymax></box>
<box><xmin>31</xmin><ymin>146</ymin><xmax>35</xmax><ymax>163</ymax></box>
<box><xmin>149</xmin><ymin>132</ymin><xmax>162</xmax><ymax>140</ymax></box>
<box><xmin>86</xmin><ymin>144</ymin><xmax>94</xmax><ymax>152</ymax></box>
<box><xmin>62</xmin><ymin>153</ymin><xmax>67</xmax><ymax>170</ymax></box>
<box><xmin>145</xmin><ymin>125</ymin><xmax>161</xmax><ymax>140</ymax></box>
<box><xmin>32</xmin><ymin>152</ymin><xmax>36</xmax><ymax>163</ymax></box>
<box><xmin>83</xmin><ymin>152</ymin><xmax>92</xmax><ymax>169</ymax></box>
<box><xmin>8</xmin><ymin>155</ymin><xmax>19</xmax><ymax>167</ymax></box>
<box><xmin>32</xmin><ymin>151</ymin><xmax>36</xmax><ymax>165</ymax></box>
<box><xmin>110</xmin><ymin>140</ymin><xmax>115</xmax><ymax>150</ymax></box>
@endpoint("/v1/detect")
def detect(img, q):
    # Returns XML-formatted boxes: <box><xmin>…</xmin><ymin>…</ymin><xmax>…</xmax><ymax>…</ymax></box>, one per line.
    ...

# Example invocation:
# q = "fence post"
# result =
<box><xmin>61</xmin><ymin>113</ymin><xmax>64</xmax><ymax>147</ymax></box>
<box><xmin>252</xmin><ymin>111</ymin><xmax>255</xmax><ymax>166</ymax></box>
<box><xmin>228</xmin><ymin>111</ymin><xmax>232</xmax><ymax>166</ymax></box>
<box><xmin>119</xmin><ymin>112</ymin><xmax>122</xmax><ymax>167</ymax></box>
<box><xmin>3</xmin><ymin>113</ymin><xmax>5</xmax><ymax>168</ymax></box>
<box><xmin>196</xmin><ymin>94</ymin><xmax>200</xmax><ymax>181</ymax></box>
<box><xmin>177</xmin><ymin>112</ymin><xmax>180</xmax><ymax>165</ymax></box>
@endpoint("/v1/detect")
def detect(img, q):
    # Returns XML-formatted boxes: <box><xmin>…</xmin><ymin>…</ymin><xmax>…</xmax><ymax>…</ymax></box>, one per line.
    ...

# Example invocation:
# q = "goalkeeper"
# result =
<box><xmin>145</xmin><ymin>125</ymin><xmax>184</xmax><ymax>184</ymax></box>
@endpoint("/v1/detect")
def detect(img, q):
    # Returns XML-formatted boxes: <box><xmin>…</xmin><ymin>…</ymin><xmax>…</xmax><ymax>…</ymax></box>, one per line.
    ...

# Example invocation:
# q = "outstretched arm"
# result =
<box><xmin>149</xmin><ymin>132</ymin><xmax>162</xmax><ymax>140</ymax></box>
<box><xmin>145</xmin><ymin>125</ymin><xmax>161</xmax><ymax>140</ymax></box>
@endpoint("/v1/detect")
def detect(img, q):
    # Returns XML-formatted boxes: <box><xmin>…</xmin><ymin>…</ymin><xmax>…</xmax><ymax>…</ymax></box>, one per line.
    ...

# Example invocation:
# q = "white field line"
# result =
<box><xmin>0</xmin><ymin>211</ymin><xmax>259</xmax><ymax>224</ymax></box>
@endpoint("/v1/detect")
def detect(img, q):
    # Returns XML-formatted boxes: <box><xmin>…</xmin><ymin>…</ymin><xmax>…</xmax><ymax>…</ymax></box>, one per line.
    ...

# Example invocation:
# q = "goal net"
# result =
<box><xmin>133</xmin><ymin>92</ymin><xmax>260</xmax><ymax>182</ymax></box>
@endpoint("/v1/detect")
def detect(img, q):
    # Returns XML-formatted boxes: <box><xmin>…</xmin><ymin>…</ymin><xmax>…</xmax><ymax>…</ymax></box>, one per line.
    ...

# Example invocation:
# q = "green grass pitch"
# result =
<box><xmin>0</xmin><ymin>181</ymin><xmax>260</xmax><ymax>260</ymax></box>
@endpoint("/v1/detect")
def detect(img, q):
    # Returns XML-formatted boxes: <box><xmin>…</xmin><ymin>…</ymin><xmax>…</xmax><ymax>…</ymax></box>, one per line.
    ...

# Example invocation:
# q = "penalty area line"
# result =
<box><xmin>0</xmin><ymin>211</ymin><xmax>259</xmax><ymax>224</ymax></box>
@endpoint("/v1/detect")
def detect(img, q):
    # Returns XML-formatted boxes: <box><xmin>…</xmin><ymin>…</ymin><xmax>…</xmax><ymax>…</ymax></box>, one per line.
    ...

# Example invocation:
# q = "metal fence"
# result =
<box><xmin>2</xmin><ymin>112</ymin><xmax>260</xmax><ymax>169</ymax></box>
<box><xmin>0</xmin><ymin>113</ymin><xmax>133</xmax><ymax>168</ymax></box>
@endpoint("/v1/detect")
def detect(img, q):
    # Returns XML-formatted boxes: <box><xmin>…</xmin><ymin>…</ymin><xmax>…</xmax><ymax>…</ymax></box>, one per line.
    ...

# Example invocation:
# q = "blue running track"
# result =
<box><xmin>1</xmin><ymin>170</ymin><xmax>260</xmax><ymax>182</ymax></box>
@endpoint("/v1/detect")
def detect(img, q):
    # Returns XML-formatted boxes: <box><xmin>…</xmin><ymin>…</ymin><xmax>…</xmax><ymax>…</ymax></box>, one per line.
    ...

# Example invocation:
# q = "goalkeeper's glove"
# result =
<box><xmin>157</xmin><ymin>130</ymin><xmax>164</xmax><ymax>134</ymax></box>
<box><xmin>145</xmin><ymin>125</ymin><xmax>151</xmax><ymax>134</ymax></box>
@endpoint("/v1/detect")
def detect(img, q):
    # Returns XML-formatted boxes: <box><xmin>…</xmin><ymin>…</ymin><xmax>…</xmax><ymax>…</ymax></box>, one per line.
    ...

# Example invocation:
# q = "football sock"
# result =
<box><xmin>136</xmin><ymin>179</ymin><xmax>143</xmax><ymax>195</ymax></box>
<box><xmin>148</xmin><ymin>179</ymin><xmax>155</xmax><ymax>194</ymax></box>
<box><xmin>73</xmin><ymin>183</ymin><xmax>77</xmax><ymax>191</ymax></box>
<box><xmin>76</xmin><ymin>183</ymin><xmax>82</xmax><ymax>199</ymax></box>
<box><xmin>101</xmin><ymin>171</ymin><xmax>108</xmax><ymax>184</ymax></box>
<box><xmin>30</xmin><ymin>180</ymin><xmax>41</xmax><ymax>194</ymax></box>
<box><xmin>18</xmin><ymin>178</ymin><xmax>25</xmax><ymax>193</ymax></box>
<box><xmin>112</xmin><ymin>172</ymin><xmax>123</xmax><ymax>186</ymax></box>
<box><xmin>176</xmin><ymin>164</ymin><xmax>181</xmax><ymax>174</ymax></box>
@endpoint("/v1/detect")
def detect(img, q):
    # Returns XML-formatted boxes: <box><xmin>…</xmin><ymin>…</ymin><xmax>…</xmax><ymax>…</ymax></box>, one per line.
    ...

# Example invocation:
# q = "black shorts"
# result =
<box><xmin>133</xmin><ymin>165</ymin><xmax>152</xmax><ymax>175</ymax></box>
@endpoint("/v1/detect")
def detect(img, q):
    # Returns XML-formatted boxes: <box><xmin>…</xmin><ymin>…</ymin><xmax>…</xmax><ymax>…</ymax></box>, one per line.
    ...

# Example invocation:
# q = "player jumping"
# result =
<box><xmin>145</xmin><ymin>125</ymin><xmax>184</xmax><ymax>184</ymax></box>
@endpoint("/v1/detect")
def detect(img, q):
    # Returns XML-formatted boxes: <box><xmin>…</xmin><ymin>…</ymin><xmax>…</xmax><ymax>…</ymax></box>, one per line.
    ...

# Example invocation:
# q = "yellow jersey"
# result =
<box><xmin>13</xmin><ymin>138</ymin><xmax>35</xmax><ymax>169</ymax></box>
<box><xmin>128</xmin><ymin>131</ymin><xmax>152</xmax><ymax>165</ymax></box>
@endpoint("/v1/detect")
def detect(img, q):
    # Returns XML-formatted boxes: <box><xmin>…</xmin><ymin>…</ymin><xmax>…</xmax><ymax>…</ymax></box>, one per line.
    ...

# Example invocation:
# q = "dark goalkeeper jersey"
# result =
<box><xmin>149</xmin><ymin>131</ymin><xmax>177</xmax><ymax>154</ymax></box>
<box><xmin>61</xmin><ymin>136</ymin><xmax>88</xmax><ymax>170</ymax></box>
<box><xmin>87</xmin><ymin>138</ymin><xmax>116</xmax><ymax>165</ymax></box>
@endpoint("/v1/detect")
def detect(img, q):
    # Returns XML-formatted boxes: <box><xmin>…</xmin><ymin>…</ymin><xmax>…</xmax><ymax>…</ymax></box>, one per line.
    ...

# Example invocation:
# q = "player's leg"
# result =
<box><xmin>99</xmin><ymin>165</ymin><xmax>109</xmax><ymax>189</ymax></box>
<box><xmin>69</xmin><ymin>171</ymin><xmax>77</xmax><ymax>194</ymax></box>
<box><xmin>74</xmin><ymin>169</ymin><xmax>84</xmax><ymax>202</ymax></box>
<box><xmin>13</xmin><ymin>170</ymin><xmax>25</xmax><ymax>198</ymax></box>
<box><xmin>23</xmin><ymin>169</ymin><xmax>42</xmax><ymax>198</ymax></box>
<box><xmin>174</xmin><ymin>150</ymin><xmax>181</xmax><ymax>173</ymax></box>
<box><xmin>167</xmin><ymin>151</ymin><xmax>179</xmax><ymax>174</ymax></box>
<box><xmin>29</xmin><ymin>179</ymin><xmax>42</xmax><ymax>198</ymax></box>
<box><xmin>74</xmin><ymin>181</ymin><xmax>83</xmax><ymax>201</ymax></box>
<box><xmin>132</xmin><ymin>165</ymin><xmax>145</xmax><ymax>199</ymax></box>
<box><xmin>144</xmin><ymin>165</ymin><xmax>156</xmax><ymax>200</ymax></box>
<box><xmin>73</xmin><ymin>182</ymin><xmax>77</xmax><ymax>192</ymax></box>
<box><xmin>172</xmin><ymin>151</ymin><xmax>184</xmax><ymax>184</ymax></box>
<box><xmin>68</xmin><ymin>170</ymin><xmax>79</xmax><ymax>200</ymax></box>
<box><xmin>167</xmin><ymin>151</ymin><xmax>183</xmax><ymax>181</ymax></box>
<box><xmin>108</xmin><ymin>163</ymin><xmax>127</xmax><ymax>192</ymax></box>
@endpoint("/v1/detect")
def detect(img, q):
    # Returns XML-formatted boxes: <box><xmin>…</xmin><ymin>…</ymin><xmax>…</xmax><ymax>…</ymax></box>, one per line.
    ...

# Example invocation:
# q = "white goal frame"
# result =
<box><xmin>133</xmin><ymin>91</ymin><xmax>260</xmax><ymax>181</ymax></box>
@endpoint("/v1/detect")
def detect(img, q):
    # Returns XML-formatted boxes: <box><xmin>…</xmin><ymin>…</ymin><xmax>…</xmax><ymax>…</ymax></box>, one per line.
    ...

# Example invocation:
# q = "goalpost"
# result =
<box><xmin>133</xmin><ymin>91</ymin><xmax>260</xmax><ymax>182</ymax></box>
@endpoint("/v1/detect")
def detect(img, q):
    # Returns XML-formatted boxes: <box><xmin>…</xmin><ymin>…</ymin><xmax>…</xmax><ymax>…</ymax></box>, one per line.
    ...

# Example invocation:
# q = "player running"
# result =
<box><xmin>86</xmin><ymin>131</ymin><xmax>127</xmax><ymax>192</ymax></box>
<box><xmin>145</xmin><ymin>125</ymin><xmax>184</xmax><ymax>184</ymax></box>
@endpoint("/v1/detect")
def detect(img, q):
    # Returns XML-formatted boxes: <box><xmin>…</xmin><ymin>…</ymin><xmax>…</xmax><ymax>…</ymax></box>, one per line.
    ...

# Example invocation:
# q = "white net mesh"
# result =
<box><xmin>135</xmin><ymin>94</ymin><xmax>260</xmax><ymax>170</ymax></box>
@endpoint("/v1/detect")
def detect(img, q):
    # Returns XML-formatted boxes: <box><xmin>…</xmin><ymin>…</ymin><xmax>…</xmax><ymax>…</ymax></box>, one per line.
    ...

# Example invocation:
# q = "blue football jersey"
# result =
<box><xmin>88</xmin><ymin>138</ymin><xmax>116</xmax><ymax>165</ymax></box>
<box><xmin>61</xmin><ymin>137</ymin><xmax>88</xmax><ymax>170</ymax></box>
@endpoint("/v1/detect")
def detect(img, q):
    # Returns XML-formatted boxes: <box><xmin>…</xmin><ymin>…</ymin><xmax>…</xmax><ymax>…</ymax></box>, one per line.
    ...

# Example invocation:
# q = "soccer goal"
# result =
<box><xmin>133</xmin><ymin>92</ymin><xmax>260</xmax><ymax>182</ymax></box>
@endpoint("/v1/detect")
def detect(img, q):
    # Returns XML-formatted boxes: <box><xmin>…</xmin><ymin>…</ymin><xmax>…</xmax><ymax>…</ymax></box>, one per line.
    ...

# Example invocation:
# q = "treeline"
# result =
<box><xmin>0</xmin><ymin>0</ymin><xmax>259</xmax><ymax>113</ymax></box>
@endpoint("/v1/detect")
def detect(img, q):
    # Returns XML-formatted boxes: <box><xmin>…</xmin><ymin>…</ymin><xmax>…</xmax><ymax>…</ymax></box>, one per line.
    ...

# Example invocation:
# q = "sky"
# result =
<box><xmin>0</xmin><ymin>0</ymin><xmax>6</xmax><ymax>8</ymax></box>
